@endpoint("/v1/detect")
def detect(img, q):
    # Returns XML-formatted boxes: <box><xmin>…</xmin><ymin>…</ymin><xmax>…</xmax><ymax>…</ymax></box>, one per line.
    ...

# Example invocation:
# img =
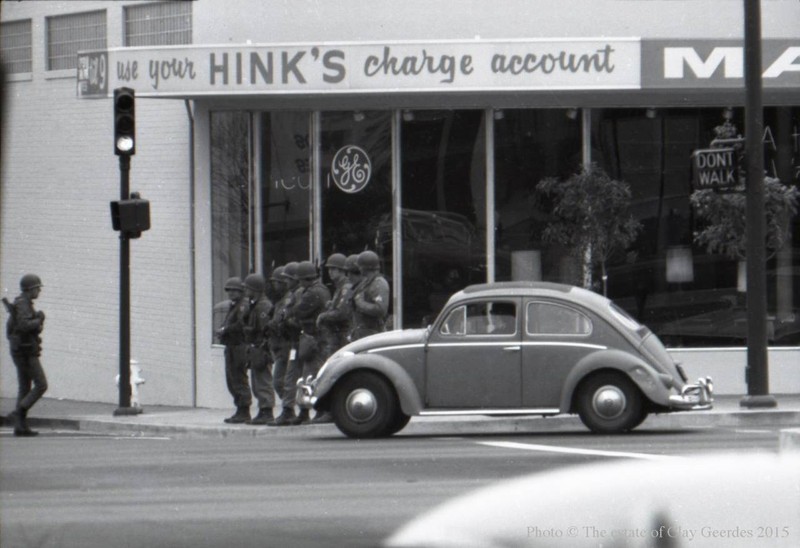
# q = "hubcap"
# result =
<box><xmin>592</xmin><ymin>385</ymin><xmax>627</xmax><ymax>420</ymax></box>
<box><xmin>345</xmin><ymin>388</ymin><xmax>378</xmax><ymax>423</ymax></box>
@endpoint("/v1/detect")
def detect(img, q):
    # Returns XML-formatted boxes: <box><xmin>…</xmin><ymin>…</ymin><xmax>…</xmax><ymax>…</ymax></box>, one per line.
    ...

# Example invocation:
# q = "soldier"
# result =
<box><xmin>284</xmin><ymin>260</ymin><xmax>331</xmax><ymax>425</ymax></box>
<box><xmin>266</xmin><ymin>265</ymin><xmax>290</xmax><ymax>425</ymax></box>
<box><xmin>313</xmin><ymin>254</ymin><xmax>354</xmax><ymax>424</ymax></box>
<box><xmin>216</xmin><ymin>277</ymin><xmax>252</xmax><ymax>424</ymax></box>
<box><xmin>317</xmin><ymin>253</ymin><xmax>353</xmax><ymax>360</ymax></box>
<box><xmin>5</xmin><ymin>273</ymin><xmax>48</xmax><ymax>436</ymax></box>
<box><xmin>241</xmin><ymin>273</ymin><xmax>275</xmax><ymax>425</ymax></box>
<box><xmin>271</xmin><ymin>262</ymin><xmax>303</xmax><ymax>426</ymax></box>
<box><xmin>350</xmin><ymin>250</ymin><xmax>390</xmax><ymax>341</ymax></box>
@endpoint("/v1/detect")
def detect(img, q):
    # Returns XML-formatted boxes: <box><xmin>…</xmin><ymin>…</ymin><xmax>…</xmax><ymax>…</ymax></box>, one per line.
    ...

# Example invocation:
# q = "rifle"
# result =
<box><xmin>3</xmin><ymin>297</ymin><xmax>17</xmax><ymax>338</ymax></box>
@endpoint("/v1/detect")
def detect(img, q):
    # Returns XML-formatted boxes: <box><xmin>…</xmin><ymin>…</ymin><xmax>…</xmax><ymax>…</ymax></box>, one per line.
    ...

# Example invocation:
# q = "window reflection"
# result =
<box><xmin>494</xmin><ymin>109</ymin><xmax>582</xmax><ymax>283</ymax></box>
<box><xmin>401</xmin><ymin>110</ymin><xmax>487</xmax><ymax>327</ymax></box>
<box><xmin>211</xmin><ymin>111</ymin><xmax>250</xmax><ymax>320</ymax></box>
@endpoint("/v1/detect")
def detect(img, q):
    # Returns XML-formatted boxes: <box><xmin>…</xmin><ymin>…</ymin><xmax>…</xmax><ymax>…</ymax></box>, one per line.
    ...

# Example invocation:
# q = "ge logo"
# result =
<box><xmin>331</xmin><ymin>145</ymin><xmax>372</xmax><ymax>194</ymax></box>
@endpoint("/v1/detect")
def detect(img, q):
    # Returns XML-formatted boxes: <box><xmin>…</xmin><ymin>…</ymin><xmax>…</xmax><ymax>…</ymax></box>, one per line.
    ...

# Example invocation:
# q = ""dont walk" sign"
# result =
<box><xmin>691</xmin><ymin>147</ymin><xmax>741</xmax><ymax>193</ymax></box>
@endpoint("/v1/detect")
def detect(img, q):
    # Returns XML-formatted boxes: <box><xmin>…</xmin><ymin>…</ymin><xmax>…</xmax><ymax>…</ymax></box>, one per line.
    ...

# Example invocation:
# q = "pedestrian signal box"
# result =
<box><xmin>111</xmin><ymin>193</ymin><xmax>150</xmax><ymax>238</ymax></box>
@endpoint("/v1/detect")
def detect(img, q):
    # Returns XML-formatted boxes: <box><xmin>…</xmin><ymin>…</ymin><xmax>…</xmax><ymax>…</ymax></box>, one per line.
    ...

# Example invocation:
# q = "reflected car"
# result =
<box><xmin>298</xmin><ymin>282</ymin><xmax>713</xmax><ymax>438</ymax></box>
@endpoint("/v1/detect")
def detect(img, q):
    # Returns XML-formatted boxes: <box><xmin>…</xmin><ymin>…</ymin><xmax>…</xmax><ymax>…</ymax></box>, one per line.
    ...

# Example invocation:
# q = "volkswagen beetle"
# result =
<box><xmin>298</xmin><ymin>282</ymin><xmax>712</xmax><ymax>438</ymax></box>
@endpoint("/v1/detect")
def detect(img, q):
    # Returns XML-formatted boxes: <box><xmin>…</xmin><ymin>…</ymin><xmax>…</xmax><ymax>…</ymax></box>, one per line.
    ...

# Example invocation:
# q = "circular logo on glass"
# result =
<box><xmin>331</xmin><ymin>145</ymin><xmax>372</xmax><ymax>194</ymax></box>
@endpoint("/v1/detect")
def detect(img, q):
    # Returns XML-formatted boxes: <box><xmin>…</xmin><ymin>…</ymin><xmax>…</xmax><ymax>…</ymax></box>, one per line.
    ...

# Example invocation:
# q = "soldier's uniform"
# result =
<box><xmin>272</xmin><ymin>262</ymin><xmax>304</xmax><ymax>425</ymax></box>
<box><xmin>267</xmin><ymin>267</ymin><xmax>292</xmax><ymax>416</ymax></box>
<box><xmin>317</xmin><ymin>254</ymin><xmax>354</xmax><ymax>361</ymax></box>
<box><xmin>242</xmin><ymin>274</ymin><xmax>275</xmax><ymax>425</ymax></box>
<box><xmin>5</xmin><ymin>274</ymin><xmax>48</xmax><ymax>436</ymax></box>
<box><xmin>291</xmin><ymin>278</ymin><xmax>331</xmax><ymax>380</ymax></box>
<box><xmin>350</xmin><ymin>251</ymin><xmax>390</xmax><ymax>341</ymax></box>
<box><xmin>217</xmin><ymin>277</ymin><xmax>251</xmax><ymax>423</ymax></box>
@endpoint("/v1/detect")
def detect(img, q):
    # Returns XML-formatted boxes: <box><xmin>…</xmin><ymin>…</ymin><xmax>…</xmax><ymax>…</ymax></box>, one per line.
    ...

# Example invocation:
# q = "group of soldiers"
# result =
<box><xmin>216</xmin><ymin>250</ymin><xmax>390</xmax><ymax>426</ymax></box>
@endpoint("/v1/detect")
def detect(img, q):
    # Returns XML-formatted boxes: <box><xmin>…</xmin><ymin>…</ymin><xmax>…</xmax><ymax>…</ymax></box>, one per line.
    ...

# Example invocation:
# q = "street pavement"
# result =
<box><xmin>2</xmin><ymin>394</ymin><xmax>800</xmax><ymax>447</ymax></box>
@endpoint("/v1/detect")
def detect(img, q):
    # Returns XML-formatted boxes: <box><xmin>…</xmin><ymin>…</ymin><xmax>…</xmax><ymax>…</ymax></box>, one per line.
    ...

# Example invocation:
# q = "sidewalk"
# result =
<box><xmin>2</xmin><ymin>395</ymin><xmax>800</xmax><ymax>446</ymax></box>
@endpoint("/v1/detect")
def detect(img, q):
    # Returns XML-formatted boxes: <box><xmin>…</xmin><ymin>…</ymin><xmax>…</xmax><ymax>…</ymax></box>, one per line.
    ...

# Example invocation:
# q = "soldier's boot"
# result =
<box><xmin>246</xmin><ymin>408</ymin><xmax>274</xmax><ymax>425</ymax></box>
<box><xmin>223</xmin><ymin>406</ymin><xmax>251</xmax><ymax>424</ymax></box>
<box><xmin>272</xmin><ymin>407</ymin><xmax>296</xmax><ymax>426</ymax></box>
<box><xmin>291</xmin><ymin>408</ymin><xmax>310</xmax><ymax>425</ymax></box>
<box><xmin>11</xmin><ymin>407</ymin><xmax>38</xmax><ymax>437</ymax></box>
<box><xmin>310</xmin><ymin>411</ymin><xmax>333</xmax><ymax>424</ymax></box>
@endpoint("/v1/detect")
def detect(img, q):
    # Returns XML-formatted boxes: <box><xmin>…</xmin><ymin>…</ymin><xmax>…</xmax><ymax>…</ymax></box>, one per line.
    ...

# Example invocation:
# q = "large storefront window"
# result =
<box><xmin>597</xmin><ymin>107</ymin><xmax>800</xmax><ymax>347</ymax></box>
<box><xmin>494</xmin><ymin>109</ymin><xmax>582</xmax><ymax>283</ymax></box>
<box><xmin>401</xmin><ymin>110</ymin><xmax>487</xmax><ymax>327</ymax></box>
<box><xmin>211</xmin><ymin>111</ymin><xmax>251</xmax><ymax>328</ymax></box>
<box><xmin>258</xmin><ymin>111</ymin><xmax>311</xmax><ymax>273</ymax></box>
<box><xmin>320</xmin><ymin>110</ymin><xmax>393</xmax><ymax>269</ymax></box>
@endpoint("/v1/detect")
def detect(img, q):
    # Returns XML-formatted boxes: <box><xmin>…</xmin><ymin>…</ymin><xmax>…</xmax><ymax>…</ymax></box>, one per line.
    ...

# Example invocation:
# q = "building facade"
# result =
<box><xmin>2</xmin><ymin>0</ymin><xmax>799</xmax><ymax>407</ymax></box>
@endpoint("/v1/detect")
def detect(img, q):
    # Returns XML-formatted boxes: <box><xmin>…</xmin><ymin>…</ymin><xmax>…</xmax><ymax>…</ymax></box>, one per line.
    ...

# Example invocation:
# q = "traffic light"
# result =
<box><xmin>111</xmin><ymin>193</ymin><xmax>150</xmax><ymax>238</ymax></box>
<box><xmin>114</xmin><ymin>87</ymin><xmax>135</xmax><ymax>156</ymax></box>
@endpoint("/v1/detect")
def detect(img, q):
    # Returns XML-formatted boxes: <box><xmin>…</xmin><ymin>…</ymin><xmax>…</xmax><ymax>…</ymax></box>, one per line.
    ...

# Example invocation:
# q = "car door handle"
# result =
<box><xmin>503</xmin><ymin>346</ymin><xmax>521</xmax><ymax>352</ymax></box>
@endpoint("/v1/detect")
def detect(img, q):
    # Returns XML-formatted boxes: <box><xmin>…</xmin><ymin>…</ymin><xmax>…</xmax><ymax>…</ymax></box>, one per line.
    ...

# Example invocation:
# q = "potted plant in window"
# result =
<box><xmin>535</xmin><ymin>164</ymin><xmax>641</xmax><ymax>296</ymax></box>
<box><xmin>690</xmin><ymin>176</ymin><xmax>798</xmax><ymax>290</ymax></box>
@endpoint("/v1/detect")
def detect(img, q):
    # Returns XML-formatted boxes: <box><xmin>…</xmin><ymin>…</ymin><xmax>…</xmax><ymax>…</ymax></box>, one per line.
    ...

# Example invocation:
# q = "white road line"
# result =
<box><xmin>477</xmin><ymin>440</ymin><xmax>683</xmax><ymax>461</ymax></box>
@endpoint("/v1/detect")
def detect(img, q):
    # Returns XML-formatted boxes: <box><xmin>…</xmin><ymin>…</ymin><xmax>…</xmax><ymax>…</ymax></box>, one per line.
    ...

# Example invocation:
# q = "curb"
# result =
<box><xmin>6</xmin><ymin>409</ymin><xmax>800</xmax><ymax>439</ymax></box>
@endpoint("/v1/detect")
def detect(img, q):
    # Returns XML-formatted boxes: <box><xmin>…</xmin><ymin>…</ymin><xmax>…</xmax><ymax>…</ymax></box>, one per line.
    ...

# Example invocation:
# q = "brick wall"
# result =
<box><xmin>1</xmin><ymin>24</ymin><xmax>194</xmax><ymax>405</ymax></box>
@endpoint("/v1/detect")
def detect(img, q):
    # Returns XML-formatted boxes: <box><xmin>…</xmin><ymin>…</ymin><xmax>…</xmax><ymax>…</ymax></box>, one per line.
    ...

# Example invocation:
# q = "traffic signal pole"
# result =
<box><xmin>112</xmin><ymin>87</ymin><xmax>142</xmax><ymax>416</ymax></box>
<box><xmin>114</xmin><ymin>154</ymin><xmax>137</xmax><ymax>415</ymax></box>
<box><xmin>740</xmin><ymin>0</ymin><xmax>776</xmax><ymax>409</ymax></box>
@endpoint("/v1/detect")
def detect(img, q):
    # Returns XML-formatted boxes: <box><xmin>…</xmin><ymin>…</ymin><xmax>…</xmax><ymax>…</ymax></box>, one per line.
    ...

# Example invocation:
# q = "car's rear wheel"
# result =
<box><xmin>331</xmin><ymin>371</ymin><xmax>399</xmax><ymax>438</ymax></box>
<box><xmin>576</xmin><ymin>372</ymin><xmax>646</xmax><ymax>433</ymax></box>
<box><xmin>385</xmin><ymin>411</ymin><xmax>411</xmax><ymax>436</ymax></box>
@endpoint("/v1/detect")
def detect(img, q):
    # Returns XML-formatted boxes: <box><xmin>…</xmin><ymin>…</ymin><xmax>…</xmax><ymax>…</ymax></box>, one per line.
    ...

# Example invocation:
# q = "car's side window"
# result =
<box><xmin>464</xmin><ymin>301</ymin><xmax>516</xmax><ymax>335</ymax></box>
<box><xmin>440</xmin><ymin>306</ymin><xmax>466</xmax><ymax>335</ymax></box>
<box><xmin>527</xmin><ymin>301</ymin><xmax>592</xmax><ymax>336</ymax></box>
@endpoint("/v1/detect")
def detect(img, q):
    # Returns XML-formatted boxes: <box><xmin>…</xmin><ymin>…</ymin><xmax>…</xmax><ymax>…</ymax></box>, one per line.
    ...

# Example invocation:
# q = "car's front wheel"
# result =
<box><xmin>331</xmin><ymin>371</ymin><xmax>400</xmax><ymax>438</ymax></box>
<box><xmin>576</xmin><ymin>372</ymin><xmax>646</xmax><ymax>434</ymax></box>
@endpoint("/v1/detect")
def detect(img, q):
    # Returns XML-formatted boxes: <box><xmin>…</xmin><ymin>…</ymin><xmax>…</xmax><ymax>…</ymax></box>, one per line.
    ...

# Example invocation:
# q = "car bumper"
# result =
<box><xmin>668</xmin><ymin>376</ymin><xmax>714</xmax><ymax>410</ymax></box>
<box><xmin>297</xmin><ymin>376</ymin><xmax>317</xmax><ymax>408</ymax></box>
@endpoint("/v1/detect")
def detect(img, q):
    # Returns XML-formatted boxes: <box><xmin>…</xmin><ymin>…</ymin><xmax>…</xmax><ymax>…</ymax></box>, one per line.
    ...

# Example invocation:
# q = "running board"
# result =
<box><xmin>419</xmin><ymin>408</ymin><xmax>561</xmax><ymax>416</ymax></box>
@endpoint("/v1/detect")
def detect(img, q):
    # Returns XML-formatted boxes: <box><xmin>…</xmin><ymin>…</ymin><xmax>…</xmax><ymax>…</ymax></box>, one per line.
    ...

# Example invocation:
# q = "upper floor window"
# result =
<box><xmin>1</xmin><ymin>20</ymin><xmax>33</xmax><ymax>74</ymax></box>
<box><xmin>47</xmin><ymin>10</ymin><xmax>106</xmax><ymax>71</ymax></box>
<box><xmin>124</xmin><ymin>1</ymin><xmax>192</xmax><ymax>46</ymax></box>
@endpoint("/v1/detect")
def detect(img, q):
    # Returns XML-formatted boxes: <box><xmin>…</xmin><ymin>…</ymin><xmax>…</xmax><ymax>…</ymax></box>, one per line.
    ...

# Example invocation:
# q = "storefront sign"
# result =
<box><xmin>77</xmin><ymin>39</ymin><xmax>640</xmax><ymax>97</ymax></box>
<box><xmin>643</xmin><ymin>40</ymin><xmax>800</xmax><ymax>88</ymax></box>
<box><xmin>330</xmin><ymin>145</ymin><xmax>372</xmax><ymax>193</ymax></box>
<box><xmin>692</xmin><ymin>147</ymin><xmax>740</xmax><ymax>193</ymax></box>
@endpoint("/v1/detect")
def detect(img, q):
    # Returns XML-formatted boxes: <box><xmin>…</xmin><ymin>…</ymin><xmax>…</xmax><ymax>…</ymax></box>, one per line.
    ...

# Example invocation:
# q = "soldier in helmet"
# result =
<box><xmin>216</xmin><ymin>277</ymin><xmax>251</xmax><ymax>424</ymax></box>
<box><xmin>265</xmin><ymin>265</ymin><xmax>290</xmax><ymax>424</ymax></box>
<box><xmin>241</xmin><ymin>273</ymin><xmax>276</xmax><ymax>425</ymax></box>
<box><xmin>283</xmin><ymin>260</ymin><xmax>331</xmax><ymax>425</ymax></box>
<box><xmin>317</xmin><ymin>253</ymin><xmax>354</xmax><ymax>361</ymax></box>
<box><xmin>5</xmin><ymin>274</ymin><xmax>48</xmax><ymax>436</ymax></box>
<box><xmin>350</xmin><ymin>250</ymin><xmax>390</xmax><ymax>341</ymax></box>
<box><xmin>271</xmin><ymin>261</ymin><xmax>303</xmax><ymax>426</ymax></box>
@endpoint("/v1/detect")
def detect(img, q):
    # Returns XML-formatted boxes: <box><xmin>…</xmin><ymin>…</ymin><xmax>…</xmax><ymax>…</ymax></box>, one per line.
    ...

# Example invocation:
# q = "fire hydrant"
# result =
<box><xmin>116</xmin><ymin>360</ymin><xmax>146</xmax><ymax>408</ymax></box>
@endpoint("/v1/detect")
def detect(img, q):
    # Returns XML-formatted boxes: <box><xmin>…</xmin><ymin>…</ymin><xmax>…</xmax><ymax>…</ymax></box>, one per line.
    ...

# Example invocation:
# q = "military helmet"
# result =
<box><xmin>270</xmin><ymin>266</ymin><xmax>285</xmax><ymax>281</ymax></box>
<box><xmin>20</xmin><ymin>273</ymin><xmax>43</xmax><ymax>291</ymax></box>
<box><xmin>282</xmin><ymin>262</ymin><xmax>299</xmax><ymax>281</ymax></box>
<box><xmin>224</xmin><ymin>276</ymin><xmax>244</xmax><ymax>292</ymax></box>
<box><xmin>357</xmin><ymin>250</ymin><xmax>380</xmax><ymax>271</ymax></box>
<box><xmin>244</xmin><ymin>273</ymin><xmax>266</xmax><ymax>293</ymax></box>
<box><xmin>296</xmin><ymin>261</ymin><xmax>317</xmax><ymax>281</ymax></box>
<box><xmin>325</xmin><ymin>253</ymin><xmax>347</xmax><ymax>270</ymax></box>
<box><xmin>345</xmin><ymin>254</ymin><xmax>360</xmax><ymax>273</ymax></box>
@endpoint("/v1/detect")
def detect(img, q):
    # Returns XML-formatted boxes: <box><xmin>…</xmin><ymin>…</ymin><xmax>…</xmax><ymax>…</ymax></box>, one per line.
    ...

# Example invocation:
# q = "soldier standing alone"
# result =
<box><xmin>350</xmin><ymin>250</ymin><xmax>390</xmax><ymax>341</ymax></box>
<box><xmin>5</xmin><ymin>274</ymin><xmax>48</xmax><ymax>436</ymax></box>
